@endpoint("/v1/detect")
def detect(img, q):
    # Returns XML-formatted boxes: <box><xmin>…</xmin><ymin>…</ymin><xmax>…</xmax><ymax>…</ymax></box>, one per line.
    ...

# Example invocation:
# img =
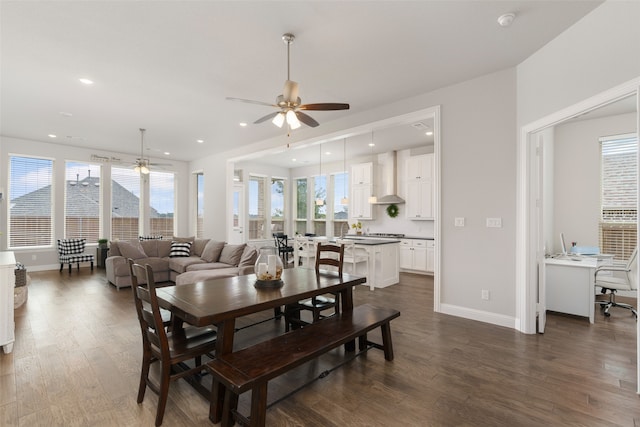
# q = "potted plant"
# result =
<box><xmin>98</xmin><ymin>238</ymin><xmax>109</xmax><ymax>248</ymax></box>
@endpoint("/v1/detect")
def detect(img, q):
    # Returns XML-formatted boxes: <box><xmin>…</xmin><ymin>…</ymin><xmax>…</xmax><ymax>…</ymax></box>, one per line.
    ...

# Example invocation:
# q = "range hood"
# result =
<box><xmin>373</xmin><ymin>151</ymin><xmax>405</xmax><ymax>205</ymax></box>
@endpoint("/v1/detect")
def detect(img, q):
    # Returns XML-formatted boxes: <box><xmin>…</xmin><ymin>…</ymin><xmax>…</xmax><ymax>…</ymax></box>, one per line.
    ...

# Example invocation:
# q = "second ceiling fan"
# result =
<box><xmin>227</xmin><ymin>33</ymin><xmax>350</xmax><ymax>130</ymax></box>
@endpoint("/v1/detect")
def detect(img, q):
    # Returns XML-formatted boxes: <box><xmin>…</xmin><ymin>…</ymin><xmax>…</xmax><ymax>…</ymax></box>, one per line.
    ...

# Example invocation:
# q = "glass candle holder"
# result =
<box><xmin>254</xmin><ymin>246</ymin><xmax>283</xmax><ymax>281</ymax></box>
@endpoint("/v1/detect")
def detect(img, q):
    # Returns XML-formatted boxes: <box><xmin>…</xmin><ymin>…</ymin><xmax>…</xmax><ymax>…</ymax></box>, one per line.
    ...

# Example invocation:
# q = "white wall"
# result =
<box><xmin>553</xmin><ymin>112</ymin><xmax>637</xmax><ymax>252</ymax></box>
<box><xmin>0</xmin><ymin>136</ymin><xmax>189</xmax><ymax>270</ymax></box>
<box><xmin>517</xmin><ymin>1</ymin><xmax>640</xmax><ymax>126</ymax></box>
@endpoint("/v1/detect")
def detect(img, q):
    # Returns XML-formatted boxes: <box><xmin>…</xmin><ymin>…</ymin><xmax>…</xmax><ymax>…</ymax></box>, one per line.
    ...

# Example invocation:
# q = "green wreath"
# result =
<box><xmin>386</xmin><ymin>204</ymin><xmax>399</xmax><ymax>218</ymax></box>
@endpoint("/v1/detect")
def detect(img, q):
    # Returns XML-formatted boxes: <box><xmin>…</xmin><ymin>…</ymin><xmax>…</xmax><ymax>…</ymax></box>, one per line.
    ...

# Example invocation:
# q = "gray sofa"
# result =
<box><xmin>105</xmin><ymin>237</ymin><xmax>257</xmax><ymax>289</ymax></box>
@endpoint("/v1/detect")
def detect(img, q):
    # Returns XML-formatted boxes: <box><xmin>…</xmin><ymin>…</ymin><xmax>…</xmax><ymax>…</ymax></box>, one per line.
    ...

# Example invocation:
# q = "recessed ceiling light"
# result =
<box><xmin>48</xmin><ymin>134</ymin><xmax>57</xmax><ymax>138</ymax></box>
<box><xmin>368</xmin><ymin>143</ymin><xmax>375</xmax><ymax>147</ymax></box>
<box><xmin>196</xmin><ymin>139</ymin><xmax>204</xmax><ymax>143</ymax></box>
<box><xmin>59</xmin><ymin>111</ymin><xmax>73</xmax><ymax>117</ymax></box>
<box><xmin>292</xmin><ymin>158</ymin><xmax>297</xmax><ymax>162</ymax></box>
<box><xmin>78</xmin><ymin>78</ymin><xmax>94</xmax><ymax>85</ymax></box>
<box><xmin>239</xmin><ymin>122</ymin><xmax>248</xmax><ymax>127</ymax></box>
<box><xmin>325</xmin><ymin>151</ymin><xmax>331</xmax><ymax>155</ymax></box>
<box><xmin>426</xmin><ymin>131</ymin><xmax>434</xmax><ymax>136</ymax></box>
<box><xmin>164</xmin><ymin>152</ymin><xmax>170</xmax><ymax>155</ymax></box>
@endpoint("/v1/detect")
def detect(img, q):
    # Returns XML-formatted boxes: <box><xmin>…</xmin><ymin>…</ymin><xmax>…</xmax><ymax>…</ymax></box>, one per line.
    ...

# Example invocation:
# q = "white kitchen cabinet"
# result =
<box><xmin>1</xmin><ymin>251</ymin><xmax>16</xmax><ymax>354</ymax></box>
<box><xmin>426</xmin><ymin>240</ymin><xmax>435</xmax><ymax>273</ymax></box>
<box><xmin>350</xmin><ymin>162</ymin><xmax>374</xmax><ymax>220</ymax></box>
<box><xmin>399</xmin><ymin>239</ymin><xmax>429</xmax><ymax>273</ymax></box>
<box><xmin>406</xmin><ymin>154</ymin><xmax>434</xmax><ymax>220</ymax></box>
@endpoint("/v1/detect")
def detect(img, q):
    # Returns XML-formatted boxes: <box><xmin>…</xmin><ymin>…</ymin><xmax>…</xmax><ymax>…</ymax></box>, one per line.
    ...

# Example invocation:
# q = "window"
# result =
<box><xmin>333</xmin><ymin>172</ymin><xmax>349</xmax><ymax>236</ymax></box>
<box><xmin>111</xmin><ymin>167</ymin><xmax>141</xmax><ymax>240</ymax></box>
<box><xmin>149</xmin><ymin>171</ymin><xmax>175</xmax><ymax>238</ymax></box>
<box><xmin>295</xmin><ymin>178</ymin><xmax>308</xmax><ymax>235</ymax></box>
<box><xmin>65</xmin><ymin>162</ymin><xmax>101</xmax><ymax>241</ymax></box>
<box><xmin>8</xmin><ymin>155</ymin><xmax>54</xmax><ymax>248</ymax></box>
<box><xmin>600</xmin><ymin>134</ymin><xmax>638</xmax><ymax>260</ymax></box>
<box><xmin>196</xmin><ymin>172</ymin><xmax>204</xmax><ymax>238</ymax></box>
<box><xmin>313</xmin><ymin>175</ymin><xmax>327</xmax><ymax>236</ymax></box>
<box><xmin>248</xmin><ymin>175</ymin><xmax>266</xmax><ymax>239</ymax></box>
<box><xmin>271</xmin><ymin>178</ymin><xmax>286</xmax><ymax>233</ymax></box>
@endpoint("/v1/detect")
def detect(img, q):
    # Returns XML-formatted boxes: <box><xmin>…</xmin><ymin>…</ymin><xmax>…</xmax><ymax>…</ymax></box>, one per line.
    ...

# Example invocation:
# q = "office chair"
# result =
<box><xmin>594</xmin><ymin>247</ymin><xmax>638</xmax><ymax>318</ymax></box>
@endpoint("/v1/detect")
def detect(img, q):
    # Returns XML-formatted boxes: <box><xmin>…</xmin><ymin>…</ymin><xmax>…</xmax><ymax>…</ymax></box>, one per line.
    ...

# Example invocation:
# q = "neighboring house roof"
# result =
<box><xmin>10</xmin><ymin>176</ymin><xmax>160</xmax><ymax>217</ymax></box>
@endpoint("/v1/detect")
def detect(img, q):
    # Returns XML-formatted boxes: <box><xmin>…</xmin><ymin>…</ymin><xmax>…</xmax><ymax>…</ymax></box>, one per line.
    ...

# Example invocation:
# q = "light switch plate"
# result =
<box><xmin>486</xmin><ymin>218</ymin><xmax>502</xmax><ymax>228</ymax></box>
<box><xmin>454</xmin><ymin>217</ymin><xmax>465</xmax><ymax>227</ymax></box>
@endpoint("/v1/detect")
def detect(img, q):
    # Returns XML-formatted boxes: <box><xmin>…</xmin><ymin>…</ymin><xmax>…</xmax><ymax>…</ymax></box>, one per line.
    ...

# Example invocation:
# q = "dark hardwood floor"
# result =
<box><xmin>1</xmin><ymin>268</ymin><xmax>639</xmax><ymax>426</ymax></box>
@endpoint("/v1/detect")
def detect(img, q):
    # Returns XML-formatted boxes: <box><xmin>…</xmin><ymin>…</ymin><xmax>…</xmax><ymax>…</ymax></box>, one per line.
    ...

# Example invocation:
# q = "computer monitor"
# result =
<box><xmin>560</xmin><ymin>232</ymin><xmax>567</xmax><ymax>256</ymax></box>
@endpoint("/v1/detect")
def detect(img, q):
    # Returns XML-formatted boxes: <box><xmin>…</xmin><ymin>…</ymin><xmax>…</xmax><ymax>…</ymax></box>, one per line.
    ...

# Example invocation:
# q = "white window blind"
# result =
<box><xmin>149</xmin><ymin>171</ymin><xmax>175</xmax><ymax>238</ymax></box>
<box><xmin>111</xmin><ymin>167</ymin><xmax>141</xmax><ymax>240</ymax></box>
<box><xmin>65</xmin><ymin>162</ymin><xmax>101</xmax><ymax>241</ymax></box>
<box><xmin>8</xmin><ymin>155</ymin><xmax>54</xmax><ymax>248</ymax></box>
<box><xmin>196</xmin><ymin>173</ymin><xmax>204</xmax><ymax>238</ymax></box>
<box><xmin>600</xmin><ymin>135</ymin><xmax>638</xmax><ymax>260</ymax></box>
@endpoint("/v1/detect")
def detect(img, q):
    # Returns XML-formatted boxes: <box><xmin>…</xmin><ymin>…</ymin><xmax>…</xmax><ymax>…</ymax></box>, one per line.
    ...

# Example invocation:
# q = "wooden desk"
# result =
<box><xmin>156</xmin><ymin>268</ymin><xmax>366</xmax><ymax>422</ymax></box>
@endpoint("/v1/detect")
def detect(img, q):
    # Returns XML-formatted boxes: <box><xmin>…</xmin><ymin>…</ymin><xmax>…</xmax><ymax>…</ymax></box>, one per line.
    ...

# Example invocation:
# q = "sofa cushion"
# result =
<box><xmin>219</xmin><ymin>244</ymin><xmax>246</xmax><ymax>267</ymax></box>
<box><xmin>140</xmin><ymin>240</ymin><xmax>159</xmax><ymax>257</ymax></box>
<box><xmin>139</xmin><ymin>257</ymin><xmax>170</xmax><ymax>273</ymax></box>
<box><xmin>118</xmin><ymin>240</ymin><xmax>147</xmax><ymax>260</ymax></box>
<box><xmin>169</xmin><ymin>256</ymin><xmax>206</xmax><ymax>273</ymax></box>
<box><xmin>186</xmin><ymin>262</ymin><xmax>236</xmax><ymax>272</ymax></box>
<box><xmin>157</xmin><ymin>240</ymin><xmax>172</xmax><ymax>258</ymax></box>
<box><xmin>201</xmin><ymin>240</ymin><xmax>225</xmax><ymax>263</ymax></box>
<box><xmin>176</xmin><ymin>268</ymin><xmax>240</xmax><ymax>286</ymax></box>
<box><xmin>238</xmin><ymin>246</ymin><xmax>258</xmax><ymax>267</ymax></box>
<box><xmin>192</xmin><ymin>238</ymin><xmax>210</xmax><ymax>257</ymax></box>
<box><xmin>170</xmin><ymin>241</ymin><xmax>192</xmax><ymax>257</ymax></box>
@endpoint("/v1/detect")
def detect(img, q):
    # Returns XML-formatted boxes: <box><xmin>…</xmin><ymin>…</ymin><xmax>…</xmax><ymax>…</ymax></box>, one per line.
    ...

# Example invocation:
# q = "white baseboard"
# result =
<box><xmin>439</xmin><ymin>303</ymin><xmax>517</xmax><ymax>329</ymax></box>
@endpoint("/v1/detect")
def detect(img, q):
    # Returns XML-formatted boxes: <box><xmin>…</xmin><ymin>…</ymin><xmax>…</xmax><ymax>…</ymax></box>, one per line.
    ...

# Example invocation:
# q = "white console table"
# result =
<box><xmin>545</xmin><ymin>257</ymin><xmax>600</xmax><ymax>323</ymax></box>
<box><xmin>1</xmin><ymin>251</ymin><xmax>16</xmax><ymax>354</ymax></box>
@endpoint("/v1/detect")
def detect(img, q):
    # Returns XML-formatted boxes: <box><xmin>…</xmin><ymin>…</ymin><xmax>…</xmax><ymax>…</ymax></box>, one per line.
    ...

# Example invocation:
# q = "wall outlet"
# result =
<box><xmin>454</xmin><ymin>217</ymin><xmax>465</xmax><ymax>227</ymax></box>
<box><xmin>481</xmin><ymin>290</ymin><xmax>490</xmax><ymax>300</ymax></box>
<box><xmin>486</xmin><ymin>218</ymin><xmax>502</xmax><ymax>228</ymax></box>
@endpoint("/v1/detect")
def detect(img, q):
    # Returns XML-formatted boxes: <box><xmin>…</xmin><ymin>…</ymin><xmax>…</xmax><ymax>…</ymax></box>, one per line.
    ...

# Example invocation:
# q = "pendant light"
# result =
<box><xmin>368</xmin><ymin>131</ymin><xmax>377</xmax><ymax>204</ymax></box>
<box><xmin>315</xmin><ymin>143</ymin><xmax>324</xmax><ymax>206</ymax></box>
<box><xmin>341</xmin><ymin>138</ymin><xmax>349</xmax><ymax>205</ymax></box>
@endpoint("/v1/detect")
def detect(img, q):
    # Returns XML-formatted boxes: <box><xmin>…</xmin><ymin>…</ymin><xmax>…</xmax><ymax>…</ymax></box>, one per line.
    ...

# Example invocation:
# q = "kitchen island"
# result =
<box><xmin>344</xmin><ymin>237</ymin><xmax>400</xmax><ymax>290</ymax></box>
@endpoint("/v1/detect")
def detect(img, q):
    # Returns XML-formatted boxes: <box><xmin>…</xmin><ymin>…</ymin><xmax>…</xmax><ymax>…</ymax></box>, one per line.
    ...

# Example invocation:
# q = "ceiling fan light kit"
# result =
<box><xmin>134</xmin><ymin>128</ymin><xmax>151</xmax><ymax>175</ymax></box>
<box><xmin>227</xmin><ymin>33</ymin><xmax>350</xmax><ymax>132</ymax></box>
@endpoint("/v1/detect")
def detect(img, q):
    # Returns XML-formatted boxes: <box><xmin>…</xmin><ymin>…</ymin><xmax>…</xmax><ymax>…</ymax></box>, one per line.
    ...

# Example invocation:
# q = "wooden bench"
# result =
<box><xmin>207</xmin><ymin>303</ymin><xmax>400</xmax><ymax>427</ymax></box>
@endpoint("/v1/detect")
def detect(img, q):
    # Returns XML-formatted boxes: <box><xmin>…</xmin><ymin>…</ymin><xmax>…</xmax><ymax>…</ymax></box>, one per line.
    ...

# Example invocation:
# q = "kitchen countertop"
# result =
<box><xmin>343</xmin><ymin>235</ymin><xmax>434</xmax><ymax>241</ymax></box>
<box><xmin>339</xmin><ymin>237</ymin><xmax>400</xmax><ymax>245</ymax></box>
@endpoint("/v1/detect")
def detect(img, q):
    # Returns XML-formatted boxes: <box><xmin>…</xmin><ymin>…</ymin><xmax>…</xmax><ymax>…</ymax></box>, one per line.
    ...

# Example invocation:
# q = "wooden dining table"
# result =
<box><xmin>155</xmin><ymin>267</ymin><xmax>367</xmax><ymax>423</ymax></box>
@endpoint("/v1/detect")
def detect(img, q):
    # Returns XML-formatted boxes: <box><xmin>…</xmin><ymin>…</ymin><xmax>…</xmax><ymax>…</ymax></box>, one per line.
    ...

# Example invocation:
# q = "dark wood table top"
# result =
<box><xmin>156</xmin><ymin>268</ymin><xmax>366</xmax><ymax>327</ymax></box>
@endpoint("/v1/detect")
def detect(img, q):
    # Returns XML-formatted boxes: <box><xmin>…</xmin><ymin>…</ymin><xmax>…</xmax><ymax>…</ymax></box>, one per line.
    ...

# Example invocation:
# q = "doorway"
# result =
<box><xmin>517</xmin><ymin>78</ymin><xmax>640</xmax><ymax>390</ymax></box>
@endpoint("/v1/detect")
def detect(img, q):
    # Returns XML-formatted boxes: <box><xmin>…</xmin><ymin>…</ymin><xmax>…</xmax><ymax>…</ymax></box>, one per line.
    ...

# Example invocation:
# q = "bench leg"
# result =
<box><xmin>209</xmin><ymin>380</ymin><xmax>225</xmax><ymax>424</ymax></box>
<box><xmin>380</xmin><ymin>322</ymin><xmax>394</xmax><ymax>361</ymax></box>
<box><xmin>221</xmin><ymin>387</ymin><xmax>237</xmax><ymax>427</ymax></box>
<box><xmin>250</xmin><ymin>382</ymin><xmax>268</xmax><ymax>427</ymax></box>
<box><xmin>358</xmin><ymin>333</ymin><xmax>367</xmax><ymax>351</ymax></box>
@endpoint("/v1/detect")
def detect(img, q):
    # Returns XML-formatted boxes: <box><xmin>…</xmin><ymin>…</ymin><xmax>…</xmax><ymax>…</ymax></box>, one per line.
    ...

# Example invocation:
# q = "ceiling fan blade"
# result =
<box><xmin>299</xmin><ymin>103</ymin><xmax>350</xmax><ymax>111</ymax></box>
<box><xmin>296</xmin><ymin>111</ymin><xmax>319</xmax><ymax>128</ymax></box>
<box><xmin>254</xmin><ymin>111</ymin><xmax>280</xmax><ymax>124</ymax></box>
<box><xmin>226</xmin><ymin>97</ymin><xmax>277</xmax><ymax>107</ymax></box>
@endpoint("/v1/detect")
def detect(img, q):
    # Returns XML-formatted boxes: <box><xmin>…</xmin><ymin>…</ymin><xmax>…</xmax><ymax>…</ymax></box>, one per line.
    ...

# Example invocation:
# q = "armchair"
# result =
<box><xmin>57</xmin><ymin>238</ymin><xmax>94</xmax><ymax>274</ymax></box>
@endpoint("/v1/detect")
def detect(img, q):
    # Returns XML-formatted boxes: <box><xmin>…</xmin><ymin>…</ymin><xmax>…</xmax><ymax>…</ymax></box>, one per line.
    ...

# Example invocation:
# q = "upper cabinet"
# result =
<box><xmin>350</xmin><ymin>162</ymin><xmax>373</xmax><ymax>220</ymax></box>
<box><xmin>406</xmin><ymin>154</ymin><xmax>434</xmax><ymax>220</ymax></box>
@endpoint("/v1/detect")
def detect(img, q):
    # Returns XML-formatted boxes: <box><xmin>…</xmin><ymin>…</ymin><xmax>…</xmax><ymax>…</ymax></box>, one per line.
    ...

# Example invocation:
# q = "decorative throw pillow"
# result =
<box><xmin>172</xmin><ymin>236</ymin><xmax>196</xmax><ymax>254</ymax></box>
<box><xmin>139</xmin><ymin>235</ymin><xmax>163</xmax><ymax>241</ymax></box>
<box><xmin>169</xmin><ymin>241</ymin><xmax>192</xmax><ymax>258</ymax></box>
<box><xmin>201</xmin><ymin>240</ymin><xmax>225</xmax><ymax>263</ymax></box>
<box><xmin>219</xmin><ymin>244</ymin><xmax>246</xmax><ymax>267</ymax></box>
<box><xmin>118</xmin><ymin>240</ymin><xmax>147</xmax><ymax>260</ymax></box>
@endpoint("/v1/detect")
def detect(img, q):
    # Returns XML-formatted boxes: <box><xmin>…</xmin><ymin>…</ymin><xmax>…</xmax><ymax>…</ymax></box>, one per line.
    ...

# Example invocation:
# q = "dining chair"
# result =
<box><xmin>273</xmin><ymin>233</ymin><xmax>295</xmax><ymax>264</ymax></box>
<box><xmin>128</xmin><ymin>259</ymin><xmax>217</xmax><ymax>426</ymax></box>
<box><xmin>294</xmin><ymin>235</ymin><xmax>317</xmax><ymax>268</ymax></box>
<box><xmin>336</xmin><ymin>238</ymin><xmax>369</xmax><ymax>282</ymax></box>
<box><xmin>285</xmin><ymin>242</ymin><xmax>344</xmax><ymax>331</ymax></box>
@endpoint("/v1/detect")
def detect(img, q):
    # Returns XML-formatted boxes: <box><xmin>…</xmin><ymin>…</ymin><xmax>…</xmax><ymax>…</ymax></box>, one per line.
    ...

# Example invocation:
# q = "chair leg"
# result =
<box><xmin>137</xmin><ymin>351</ymin><xmax>151</xmax><ymax>403</ymax></box>
<box><xmin>59</xmin><ymin>263</ymin><xmax>63</xmax><ymax>272</ymax></box>
<box><xmin>68</xmin><ymin>263</ymin><xmax>72</xmax><ymax>274</ymax></box>
<box><xmin>155</xmin><ymin>361</ymin><xmax>171</xmax><ymax>426</ymax></box>
<box><xmin>91</xmin><ymin>261</ymin><xmax>94</xmax><ymax>271</ymax></box>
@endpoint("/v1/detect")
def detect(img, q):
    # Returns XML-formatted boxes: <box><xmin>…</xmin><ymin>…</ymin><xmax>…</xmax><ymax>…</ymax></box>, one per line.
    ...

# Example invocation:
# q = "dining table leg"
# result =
<box><xmin>341</xmin><ymin>287</ymin><xmax>356</xmax><ymax>352</ymax></box>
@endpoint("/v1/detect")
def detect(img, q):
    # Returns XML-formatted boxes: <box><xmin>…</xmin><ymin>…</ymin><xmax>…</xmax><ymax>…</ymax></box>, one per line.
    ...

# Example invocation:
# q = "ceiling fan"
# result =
<box><xmin>227</xmin><ymin>33</ymin><xmax>350</xmax><ymax>131</ymax></box>
<box><xmin>133</xmin><ymin>128</ymin><xmax>171</xmax><ymax>174</ymax></box>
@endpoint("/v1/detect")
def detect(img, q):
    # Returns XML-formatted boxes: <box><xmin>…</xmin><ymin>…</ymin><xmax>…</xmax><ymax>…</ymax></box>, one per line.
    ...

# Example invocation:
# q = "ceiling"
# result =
<box><xmin>1</xmin><ymin>1</ymin><xmax>603</xmax><ymax>165</ymax></box>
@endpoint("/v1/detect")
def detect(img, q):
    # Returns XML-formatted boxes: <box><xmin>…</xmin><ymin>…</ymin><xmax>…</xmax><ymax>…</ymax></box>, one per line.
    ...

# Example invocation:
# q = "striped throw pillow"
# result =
<box><xmin>169</xmin><ymin>241</ymin><xmax>192</xmax><ymax>258</ymax></box>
